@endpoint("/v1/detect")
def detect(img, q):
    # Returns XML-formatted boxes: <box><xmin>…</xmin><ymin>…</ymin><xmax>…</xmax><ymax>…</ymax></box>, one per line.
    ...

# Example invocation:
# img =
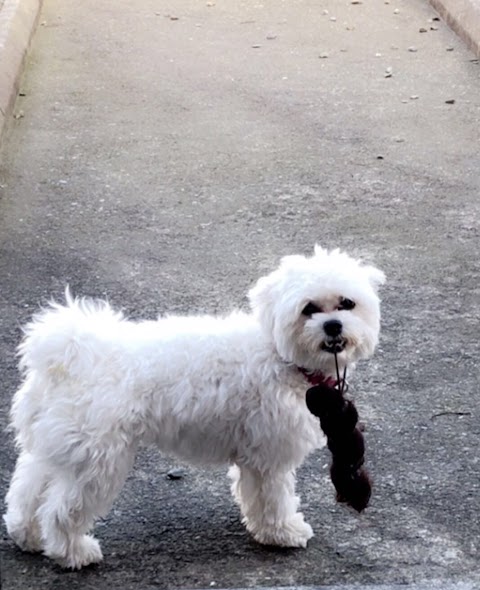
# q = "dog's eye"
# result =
<box><xmin>338</xmin><ymin>298</ymin><xmax>356</xmax><ymax>311</ymax></box>
<box><xmin>302</xmin><ymin>302</ymin><xmax>323</xmax><ymax>316</ymax></box>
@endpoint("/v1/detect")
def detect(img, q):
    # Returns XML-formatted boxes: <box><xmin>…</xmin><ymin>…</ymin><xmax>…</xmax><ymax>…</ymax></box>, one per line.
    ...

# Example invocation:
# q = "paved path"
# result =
<box><xmin>1</xmin><ymin>0</ymin><xmax>480</xmax><ymax>588</ymax></box>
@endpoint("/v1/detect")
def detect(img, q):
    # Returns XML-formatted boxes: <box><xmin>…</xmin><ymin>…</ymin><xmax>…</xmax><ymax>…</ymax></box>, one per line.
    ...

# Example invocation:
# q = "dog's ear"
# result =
<box><xmin>363</xmin><ymin>265</ymin><xmax>386</xmax><ymax>292</ymax></box>
<box><xmin>248</xmin><ymin>255</ymin><xmax>305</xmax><ymax>319</ymax></box>
<box><xmin>248</xmin><ymin>272</ymin><xmax>278</xmax><ymax>335</ymax></box>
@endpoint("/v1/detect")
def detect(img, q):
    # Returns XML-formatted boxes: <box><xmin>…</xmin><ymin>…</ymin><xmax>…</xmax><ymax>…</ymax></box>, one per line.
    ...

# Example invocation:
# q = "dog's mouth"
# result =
<box><xmin>321</xmin><ymin>338</ymin><xmax>346</xmax><ymax>354</ymax></box>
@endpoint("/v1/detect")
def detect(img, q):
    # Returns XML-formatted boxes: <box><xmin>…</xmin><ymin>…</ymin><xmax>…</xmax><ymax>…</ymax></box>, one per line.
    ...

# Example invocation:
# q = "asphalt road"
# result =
<box><xmin>1</xmin><ymin>0</ymin><xmax>480</xmax><ymax>588</ymax></box>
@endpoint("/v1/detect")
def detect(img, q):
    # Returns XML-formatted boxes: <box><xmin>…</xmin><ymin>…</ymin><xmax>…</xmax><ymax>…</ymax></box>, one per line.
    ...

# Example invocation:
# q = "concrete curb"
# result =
<box><xmin>0</xmin><ymin>0</ymin><xmax>42</xmax><ymax>145</ymax></box>
<box><xmin>196</xmin><ymin>583</ymin><xmax>480</xmax><ymax>590</ymax></box>
<box><xmin>428</xmin><ymin>0</ymin><xmax>480</xmax><ymax>57</ymax></box>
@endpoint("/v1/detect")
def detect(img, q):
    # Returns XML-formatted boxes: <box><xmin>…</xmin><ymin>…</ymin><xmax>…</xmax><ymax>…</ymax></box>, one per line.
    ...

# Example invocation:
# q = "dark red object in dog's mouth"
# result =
<box><xmin>305</xmin><ymin>352</ymin><xmax>372</xmax><ymax>513</ymax></box>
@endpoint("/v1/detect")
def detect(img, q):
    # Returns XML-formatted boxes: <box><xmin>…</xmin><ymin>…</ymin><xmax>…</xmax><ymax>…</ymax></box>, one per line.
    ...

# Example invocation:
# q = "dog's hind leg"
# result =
<box><xmin>36</xmin><ymin>446</ymin><xmax>135</xmax><ymax>569</ymax></box>
<box><xmin>4</xmin><ymin>451</ymin><xmax>49</xmax><ymax>553</ymax></box>
<box><xmin>229</xmin><ymin>465</ymin><xmax>313</xmax><ymax>548</ymax></box>
<box><xmin>36</xmin><ymin>473</ymin><xmax>104</xmax><ymax>569</ymax></box>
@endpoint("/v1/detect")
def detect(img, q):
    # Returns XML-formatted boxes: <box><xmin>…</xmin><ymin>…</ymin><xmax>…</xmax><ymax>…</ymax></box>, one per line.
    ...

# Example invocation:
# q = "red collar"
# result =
<box><xmin>298</xmin><ymin>367</ymin><xmax>338</xmax><ymax>388</ymax></box>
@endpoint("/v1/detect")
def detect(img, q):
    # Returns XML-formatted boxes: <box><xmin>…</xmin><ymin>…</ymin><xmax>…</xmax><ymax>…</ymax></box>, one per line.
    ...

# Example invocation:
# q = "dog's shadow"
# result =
<box><xmin>100</xmin><ymin>468</ymin><xmax>310</xmax><ymax>583</ymax></box>
<box><xmin>100</xmin><ymin>494</ymin><xmax>299</xmax><ymax>565</ymax></box>
<box><xmin>1</xmin><ymin>463</ymin><xmax>304</xmax><ymax>585</ymax></box>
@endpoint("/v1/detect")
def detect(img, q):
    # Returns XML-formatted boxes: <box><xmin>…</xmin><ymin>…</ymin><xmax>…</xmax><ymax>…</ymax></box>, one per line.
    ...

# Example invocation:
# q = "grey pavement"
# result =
<box><xmin>1</xmin><ymin>0</ymin><xmax>480</xmax><ymax>589</ymax></box>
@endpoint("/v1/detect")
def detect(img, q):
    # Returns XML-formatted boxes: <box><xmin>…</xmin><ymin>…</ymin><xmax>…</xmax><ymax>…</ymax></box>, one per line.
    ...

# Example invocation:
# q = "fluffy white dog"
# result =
<box><xmin>4</xmin><ymin>246</ymin><xmax>384</xmax><ymax>569</ymax></box>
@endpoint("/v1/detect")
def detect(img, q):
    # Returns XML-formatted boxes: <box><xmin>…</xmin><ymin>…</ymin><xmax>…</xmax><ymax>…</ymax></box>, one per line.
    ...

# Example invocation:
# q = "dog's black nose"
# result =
<box><xmin>324</xmin><ymin>319</ymin><xmax>343</xmax><ymax>337</ymax></box>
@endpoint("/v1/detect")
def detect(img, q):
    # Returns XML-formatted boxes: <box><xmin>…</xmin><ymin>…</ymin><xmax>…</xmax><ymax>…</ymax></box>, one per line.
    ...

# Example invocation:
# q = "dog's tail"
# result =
<box><xmin>10</xmin><ymin>288</ymin><xmax>124</xmax><ymax>449</ymax></box>
<box><xmin>17</xmin><ymin>287</ymin><xmax>123</xmax><ymax>377</ymax></box>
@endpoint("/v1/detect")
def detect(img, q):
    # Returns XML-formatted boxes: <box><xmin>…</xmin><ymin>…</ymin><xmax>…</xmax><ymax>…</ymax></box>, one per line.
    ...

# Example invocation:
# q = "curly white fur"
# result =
<box><xmin>4</xmin><ymin>246</ymin><xmax>384</xmax><ymax>569</ymax></box>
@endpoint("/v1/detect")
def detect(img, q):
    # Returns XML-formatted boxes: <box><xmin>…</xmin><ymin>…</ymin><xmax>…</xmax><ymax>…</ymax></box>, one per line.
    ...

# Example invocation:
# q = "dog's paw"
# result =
<box><xmin>49</xmin><ymin>535</ymin><xmax>103</xmax><ymax>570</ymax></box>
<box><xmin>250</xmin><ymin>513</ymin><xmax>314</xmax><ymax>548</ymax></box>
<box><xmin>4</xmin><ymin>513</ymin><xmax>43</xmax><ymax>553</ymax></box>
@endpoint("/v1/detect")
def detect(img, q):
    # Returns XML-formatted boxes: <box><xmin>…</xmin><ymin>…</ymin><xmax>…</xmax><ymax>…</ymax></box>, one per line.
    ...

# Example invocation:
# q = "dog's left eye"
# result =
<box><xmin>338</xmin><ymin>298</ymin><xmax>355</xmax><ymax>310</ymax></box>
<box><xmin>302</xmin><ymin>302</ymin><xmax>322</xmax><ymax>316</ymax></box>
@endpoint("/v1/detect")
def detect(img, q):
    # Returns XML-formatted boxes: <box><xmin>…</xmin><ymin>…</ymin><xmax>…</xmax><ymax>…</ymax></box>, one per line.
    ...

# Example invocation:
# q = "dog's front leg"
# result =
<box><xmin>228</xmin><ymin>465</ymin><xmax>313</xmax><ymax>548</ymax></box>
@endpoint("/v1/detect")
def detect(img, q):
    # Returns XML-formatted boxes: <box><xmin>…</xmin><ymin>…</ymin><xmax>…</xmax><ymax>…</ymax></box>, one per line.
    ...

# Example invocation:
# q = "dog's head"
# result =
<box><xmin>248</xmin><ymin>245</ymin><xmax>385</xmax><ymax>374</ymax></box>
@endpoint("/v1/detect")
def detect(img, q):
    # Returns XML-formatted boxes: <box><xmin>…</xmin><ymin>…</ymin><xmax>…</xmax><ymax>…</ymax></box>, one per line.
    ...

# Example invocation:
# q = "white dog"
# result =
<box><xmin>4</xmin><ymin>246</ymin><xmax>384</xmax><ymax>569</ymax></box>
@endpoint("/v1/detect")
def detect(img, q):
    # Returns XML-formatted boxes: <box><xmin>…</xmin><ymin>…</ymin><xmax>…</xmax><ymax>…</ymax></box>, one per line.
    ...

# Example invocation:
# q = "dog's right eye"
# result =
<box><xmin>302</xmin><ymin>302</ymin><xmax>322</xmax><ymax>316</ymax></box>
